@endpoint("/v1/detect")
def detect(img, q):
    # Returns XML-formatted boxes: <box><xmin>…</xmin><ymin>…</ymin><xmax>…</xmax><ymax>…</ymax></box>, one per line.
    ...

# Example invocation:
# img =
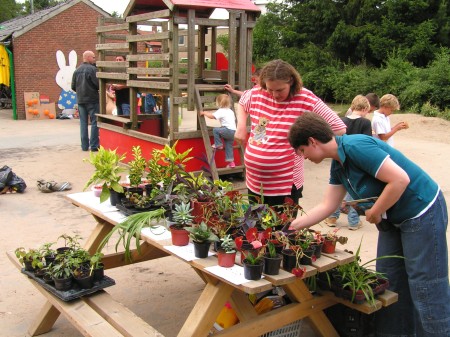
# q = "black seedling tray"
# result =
<box><xmin>21</xmin><ymin>269</ymin><xmax>115</xmax><ymax>301</ymax></box>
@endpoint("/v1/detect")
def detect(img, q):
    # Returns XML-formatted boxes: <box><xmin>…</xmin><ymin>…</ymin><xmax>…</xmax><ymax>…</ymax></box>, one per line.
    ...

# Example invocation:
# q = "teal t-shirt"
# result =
<box><xmin>330</xmin><ymin>135</ymin><xmax>438</xmax><ymax>224</ymax></box>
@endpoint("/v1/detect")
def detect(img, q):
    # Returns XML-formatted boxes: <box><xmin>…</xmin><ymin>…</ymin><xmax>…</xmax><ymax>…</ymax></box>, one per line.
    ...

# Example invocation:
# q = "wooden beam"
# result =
<box><xmin>127</xmin><ymin>67</ymin><xmax>171</xmax><ymax>76</ymax></box>
<box><xmin>127</xmin><ymin>53</ymin><xmax>171</xmax><ymax>62</ymax></box>
<box><xmin>126</xmin><ymin>9</ymin><xmax>171</xmax><ymax>23</ymax></box>
<box><xmin>96</xmin><ymin>23</ymin><xmax>129</xmax><ymax>33</ymax></box>
<box><xmin>127</xmin><ymin>80</ymin><xmax>171</xmax><ymax>90</ymax></box>
<box><xmin>97</xmin><ymin>72</ymin><xmax>129</xmax><ymax>80</ymax></box>
<box><xmin>96</xmin><ymin>42</ymin><xmax>128</xmax><ymax>50</ymax></box>
<box><xmin>127</xmin><ymin>31</ymin><xmax>171</xmax><ymax>43</ymax></box>
<box><xmin>96</xmin><ymin>61</ymin><xmax>129</xmax><ymax>68</ymax></box>
<box><xmin>102</xmin><ymin>34</ymin><xmax>127</xmax><ymax>40</ymax></box>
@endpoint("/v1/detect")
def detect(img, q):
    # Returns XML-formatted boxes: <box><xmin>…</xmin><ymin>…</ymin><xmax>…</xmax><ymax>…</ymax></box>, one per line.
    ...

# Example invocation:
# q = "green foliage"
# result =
<box><xmin>21</xmin><ymin>0</ymin><xmax>62</xmax><ymax>14</ymax></box>
<box><xmin>128</xmin><ymin>146</ymin><xmax>146</xmax><ymax>187</ymax></box>
<box><xmin>15</xmin><ymin>247</ymin><xmax>44</xmax><ymax>269</ymax></box>
<box><xmin>98</xmin><ymin>208</ymin><xmax>166</xmax><ymax>262</ymax></box>
<box><xmin>172</xmin><ymin>202</ymin><xmax>194</xmax><ymax>227</ymax></box>
<box><xmin>421</xmin><ymin>101</ymin><xmax>440</xmax><ymax>117</ymax></box>
<box><xmin>220</xmin><ymin>234</ymin><xmax>236</xmax><ymax>253</ymax></box>
<box><xmin>216</xmin><ymin>34</ymin><xmax>229</xmax><ymax>57</ymax></box>
<box><xmin>0</xmin><ymin>0</ymin><xmax>21</xmax><ymax>23</ymax></box>
<box><xmin>83</xmin><ymin>146</ymin><xmax>126</xmax><ymax>203</ymax></box>
<box><xmin>185</xmin><ymin>222</ymin><xmax>219</xmax><ymax>243</ymax></box>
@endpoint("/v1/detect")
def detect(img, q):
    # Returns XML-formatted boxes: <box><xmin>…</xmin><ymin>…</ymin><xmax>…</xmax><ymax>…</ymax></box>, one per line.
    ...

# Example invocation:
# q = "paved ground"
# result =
<box><xmin>0</xmin><ymin>108</ymin><xmax>449</xmax><ymax>336</ymax></box>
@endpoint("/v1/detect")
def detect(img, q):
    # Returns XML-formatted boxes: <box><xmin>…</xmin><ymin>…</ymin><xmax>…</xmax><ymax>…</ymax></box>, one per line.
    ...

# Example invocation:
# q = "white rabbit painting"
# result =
<box><xmin>55</xmin><ymin>50</ymin><xmax>77</xmax><ymax>110</ymax></box>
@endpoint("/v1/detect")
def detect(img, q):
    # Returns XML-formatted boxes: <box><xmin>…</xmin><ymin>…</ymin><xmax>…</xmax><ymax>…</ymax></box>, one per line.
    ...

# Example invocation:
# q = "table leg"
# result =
<box><xmin>84</xmin><ymin>216</ymin><xmax>115</xmax><ymax>254</ymax></box>
<box><xmin>178</xmin><ymin>280</ymin><xmax>234</xmax><ymax>337</ymax></box>
<box><xmin>27</xmin><ymin>300</ymin><xmax>60</xmax><ymax>336</ymax></box>
<box><xmin>284</xmin><ymin>278</ymin><xmax>339</xmax><ymax>337</ymax></box>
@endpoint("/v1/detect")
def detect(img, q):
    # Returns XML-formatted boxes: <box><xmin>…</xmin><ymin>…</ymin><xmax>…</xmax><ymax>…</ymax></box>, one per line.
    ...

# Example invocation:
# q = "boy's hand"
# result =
<box><xmin>394</xmin><ymin>121</ymin><xmax>408</xmax><ymax>130</ymax></box>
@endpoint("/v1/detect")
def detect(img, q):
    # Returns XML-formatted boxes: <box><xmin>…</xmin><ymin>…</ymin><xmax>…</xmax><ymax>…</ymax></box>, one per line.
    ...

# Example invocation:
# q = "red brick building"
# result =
<box><xmin>0</xmin><ymin>0</ymin><xmax>110</xmax><ymax>119</ymax></box>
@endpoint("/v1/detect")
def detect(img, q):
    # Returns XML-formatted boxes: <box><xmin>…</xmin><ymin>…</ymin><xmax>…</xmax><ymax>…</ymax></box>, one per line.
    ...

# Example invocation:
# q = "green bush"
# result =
<box><xmin>421</xmin><ymin>102</ymin><xmax>440</xmax><ymax>117</ymax></box>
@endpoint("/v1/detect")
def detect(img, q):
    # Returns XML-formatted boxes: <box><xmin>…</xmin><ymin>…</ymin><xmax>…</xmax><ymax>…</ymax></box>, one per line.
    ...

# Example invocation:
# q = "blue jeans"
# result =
<box><xmin>117</xmin><ymin>103</ymin><xmax>130</xmax><ymax>116</ymax></box>
<box><xmin>330</xmin><ymin>192</ymin><xmax>360</xmax><ymax>226</ymax></box>
<box><xmin>375</xmin><ymin>191</ymin><xmax>449</xmax><ymax>336</ymax></box>
<box><xmin>78</xmin><ymin>103</ymin><xmax>99</xmax><ymax>151</ymax></box>
<box><xmin>213</xmin><ymin>127</ymin><xmax>235</xmax><ymax>162</ymax></box>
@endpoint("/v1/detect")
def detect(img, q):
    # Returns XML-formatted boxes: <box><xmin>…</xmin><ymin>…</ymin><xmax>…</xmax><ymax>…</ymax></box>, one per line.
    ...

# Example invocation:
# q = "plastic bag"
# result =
<box><xmin>0</xmin><ymin>165</ymin><xmax>26</xmax><ymax>193</ymax></box>
<box><xmin>9</xmin><ymin>171</ymin><xmax>27</xmax><ymax>193</ymax></box>
<box><xmin>0</xmin><ymin>165</ymin><xmax>13</xmax><ymax>189</ymax></box>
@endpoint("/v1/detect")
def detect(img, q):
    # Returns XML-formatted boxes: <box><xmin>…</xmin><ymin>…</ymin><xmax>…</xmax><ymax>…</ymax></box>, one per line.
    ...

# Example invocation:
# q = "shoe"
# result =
<box><xmin>212</xmin><ymin>144</ymin><xmax>223</xmax><ymax>150</ymax></box>
<box><xmin>226</xmin><ymin>162</ymin><xmax>236</xmax><ymax>168</ymax></box>
<box><xmin>348</xmin><ymin>221</ymin><xmax>362</xmax><ymax>231</ymax></box>
<box><xmin>324</xmin><ymin>217</ymin><xmax>337</xmax><ymax>227</ymax></box>
<box><xmin>90</xmin><ymin>147</ymin><xmax>99</xmax><ymax>152</ymax></box>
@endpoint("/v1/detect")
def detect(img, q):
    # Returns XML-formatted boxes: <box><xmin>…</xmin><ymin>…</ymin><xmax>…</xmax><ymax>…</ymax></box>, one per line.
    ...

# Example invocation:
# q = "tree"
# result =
<box><xmin>0</xmin><ymin>0</ymin><xmax>21</xmax><ymax>23</ymax></box>
<box><xmin>22</xmin><ymin>0</ymin><xmax>63</xmax><ymax>14</ymax></box>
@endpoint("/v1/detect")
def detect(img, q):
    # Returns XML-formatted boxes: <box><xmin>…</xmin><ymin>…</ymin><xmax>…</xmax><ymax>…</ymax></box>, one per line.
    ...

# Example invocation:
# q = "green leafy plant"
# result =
<box><xmin>14</xmin><ymin>247</ymin><xmax>44</xmax><ymax>269</ymax></box>
<box><xmin>39</xmin><ymin>242</ymin><xmax>56</xmax><ymax>257</ymax></box>
<box><xmin>219</xmin><ymin>234</ymin><xmax>236</xmax><ymax>253</ymax></box>
<box><xmin>57</xmin><ymin>234</ymin><xmax>82</xmax><ymax>250</ymax></box>
<box><xmin>47</xmin><ymin>253</ymin><xmax>78</xmax><ymax>279</ymax></box>
<box><xmin>128</xmin><ymin>146</ymin><xmax>146</xmax><ymax>187</ymax></box>
<box><xmin>83</xmin><ymin>146</ymin><xmax>126</xmax><ymax>203</ymax></box>
<box><xmin>97</xmin><ymin>208</ymin><xmax>166</xmax><ymax>262</ymax></box>
<box><xmin>89</xmin><ymin>252</ymin><xmax>104</xmax><ymax>275</ymax></box>
<box><xmin>185</xmin><ymin>222</ymin><xmax>219</xmax><ymax>243</ymax></box>
<box><xmin>171</xmin><ymin>202</ymin><xmax>194</xmax><ymax>229</ymax></box>
<box><xmin>266</xmin><ymin>241</ymin><xmax>277</xmax><ymax>258</ymax></box>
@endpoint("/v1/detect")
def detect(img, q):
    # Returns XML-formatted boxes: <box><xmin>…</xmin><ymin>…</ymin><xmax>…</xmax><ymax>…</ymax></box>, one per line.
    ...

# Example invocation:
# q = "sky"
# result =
<box><xmin>91</xmin><ymin>0</ymin><xmax>128</xmax><ymax>15</ymax></box>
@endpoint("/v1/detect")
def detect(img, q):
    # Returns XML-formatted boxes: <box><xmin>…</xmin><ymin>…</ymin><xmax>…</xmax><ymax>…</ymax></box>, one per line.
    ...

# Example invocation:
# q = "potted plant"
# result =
<box><xmin>242</xmin><ymin>248</ymin><xmax>265</xmax><ymax>281</ymax></box>
<box><xmin>217</xmin><ymin>234</ymin><xmax>237</xmax><ymax>268</ymax></box>
<box><xmin>169</xmin><ymin>201</ymin><xmax>194</xmax><ymax>246</ymax></box>
<box><xmin>146</xmin><ymin>141</ymin><xmax>193</xmax><ymax>196</ymax></box>
<box><xmin>185</xmin><ymin>222</ymin><xmax>219</xmax><ymax>258</ymax></box>
<box><xmin>322</xmin><ymin>228</ymin><xmax>348</xmax><ymax>254</ymax></box>
<box><xmin>90</xmin><ymin>252</ymin><xmax>104</xmax><ymax>281</ymax></box>
<box><xmin>127</xmin><ymin>145</ymin><xmax>146</xmax><ymax>194</ymax></box>
<box><xmin>83</xmin><ymin>146</ymin><xmax>126</xmax><ymax>204</ymax></box>
<box><xmin>56</xmin><ymin>233</ymin><xmax>82</xmax><ymax>254</ymax></box>
<box><xmin>47</xmin><ymin>255</ymin><xmax>74</xmax><ymax>291</ymax></box>
<box><xmin>98</xmin><ymin>208</ymin><xmax>166</xmax><ymax>262</ymax></box>
<box><xmin>263</xmin><ymin>241</ymin><xmax>283</xmax><ymax>275</ymax></box>
<box><xmin>39</xmin><ymin>241</ymin><xmax>56</xmax><ymax>266</ymax></box>
<box><xmin>15</xmin><ymin>247</ymin><xmax>44</xmax><ymax>272</ymax></box>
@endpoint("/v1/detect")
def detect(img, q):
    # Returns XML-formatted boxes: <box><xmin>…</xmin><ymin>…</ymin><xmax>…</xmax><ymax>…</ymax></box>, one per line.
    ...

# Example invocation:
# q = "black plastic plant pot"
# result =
<box><xmin>263</xmin><ymin>254</ymin><xmax>282</xmax><ymax>275</ymax></box>
<box><xmin>243</xmin><ymin>260</ymin><xmax>264</xmax><ymax>280</ymax></box>
<box><xmin>93</xmin><ymin>265</ymin><xmax>105</xmax><ymax>282</ymax></box>
<box><xmin>53</xmin><ymin>276</ymin><xmax>73</xmax><ymax>291</ymax></box>
<box><xmin>75</xmin><ymin>274</ymin><xmax>95</xmax><ymax>289</ymax></box>
<box><xmin>110</xmin><ymin>190</ymin><xmax>125</xmax><ymax>206</ymax></box>
<box><xmin>213</xmin><ymin>240</ymin><xmax>222</xmax><ymax>252</ymax></box>
<box><xmin>300</xmin><ymin>248</ymin><xmax>315</xmax><ymax>266</ymax></box>
<box><xmin>125</xmin><ymin>186</ymin><xmax>144</xmax><ymax>196</ymax></box>
<box><xmin>193</xmin><ymin>241</ymin><xmax>211</xmax><ymax>258</ymax></box>
<box><xmin>282</xmin><ymin>249</ymin><xmax>296</xmax><ymax>272</ymax></box>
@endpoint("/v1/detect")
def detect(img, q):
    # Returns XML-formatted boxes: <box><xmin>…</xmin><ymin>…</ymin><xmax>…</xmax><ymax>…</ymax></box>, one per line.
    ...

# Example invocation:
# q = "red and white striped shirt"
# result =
<box><xmin>239</xmin><ymin>87</ymin><xmax>346</xmax><ymax>196</ymax></box>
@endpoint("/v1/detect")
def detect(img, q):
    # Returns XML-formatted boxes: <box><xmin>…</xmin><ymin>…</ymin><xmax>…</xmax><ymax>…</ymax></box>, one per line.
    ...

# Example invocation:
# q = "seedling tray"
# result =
<box><xmin>21</xmin><ymin>269</ymin><xmax>115</xmax><ymax>301</ymax></box>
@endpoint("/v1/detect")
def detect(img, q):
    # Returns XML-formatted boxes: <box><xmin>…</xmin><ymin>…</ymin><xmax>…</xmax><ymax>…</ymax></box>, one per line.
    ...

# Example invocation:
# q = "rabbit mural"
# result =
<box><xmin>55</xmin><ymin>50</ymin><xmax>77</xmax><ymax>110</ymax></box>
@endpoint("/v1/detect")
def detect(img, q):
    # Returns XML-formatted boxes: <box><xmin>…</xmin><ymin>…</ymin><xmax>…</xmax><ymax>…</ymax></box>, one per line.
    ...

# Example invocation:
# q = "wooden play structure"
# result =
<box><xmin>95</xmin><ymin>0</ymin><xmax>260</xmax><ymax>179</ymax></box>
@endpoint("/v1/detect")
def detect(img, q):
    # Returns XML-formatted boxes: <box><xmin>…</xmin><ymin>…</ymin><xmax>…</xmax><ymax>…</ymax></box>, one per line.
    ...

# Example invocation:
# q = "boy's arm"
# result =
<box><xmin>377</xmin><ymin>122</ymin><xmax>408</xmax><ymax>141</ymax></box>
<box><xmin>199</xmin><ymin>110</ymin><xmax>216</xmax><ymax>120</ymax></box>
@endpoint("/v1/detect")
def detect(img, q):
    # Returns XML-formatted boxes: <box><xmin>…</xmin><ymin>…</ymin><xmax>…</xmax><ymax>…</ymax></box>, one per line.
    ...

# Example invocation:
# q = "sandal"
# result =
<box><xmin>37</xmin><ymin>179</ymin><xmax>53</xmax><ymax>193</ymax></box>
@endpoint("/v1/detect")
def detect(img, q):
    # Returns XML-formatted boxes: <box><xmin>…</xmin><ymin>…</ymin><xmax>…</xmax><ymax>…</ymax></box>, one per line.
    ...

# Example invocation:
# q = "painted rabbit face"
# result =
<box><xmin>55</xmin><ymin>50</ymin><xmax>77</xmax><ymax>92</ymax></box>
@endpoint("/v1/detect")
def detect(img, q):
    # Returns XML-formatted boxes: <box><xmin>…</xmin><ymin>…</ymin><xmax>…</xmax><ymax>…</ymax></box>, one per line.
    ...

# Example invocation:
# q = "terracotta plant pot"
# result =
<box><xmin>217</xmin><ymin>250</ymin><xmax>236</xmax><ymax>268</ymax></box>
<box><xmin>322</xmin><ymin>239</ymin><xmax>336</xmax><ymax>254</ymax></box>
<box><xmin>169</xmin><ymin>225</ymin><xmax>190</xmax><ymax>246</ymax></box>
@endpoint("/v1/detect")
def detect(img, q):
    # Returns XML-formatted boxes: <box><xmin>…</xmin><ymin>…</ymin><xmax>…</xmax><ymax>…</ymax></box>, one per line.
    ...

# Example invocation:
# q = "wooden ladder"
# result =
<box><xmin>194</xmin><ymin>84</ymin><xmax>245</xmax><ymax>181</ymax></box>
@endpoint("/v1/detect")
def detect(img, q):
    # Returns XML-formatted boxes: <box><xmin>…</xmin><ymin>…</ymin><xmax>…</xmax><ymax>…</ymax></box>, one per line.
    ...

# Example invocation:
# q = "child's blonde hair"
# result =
<box><xmin>380</xmin><ymin>94</ymin><xmax>400</xmax><ymax>110</ymax></box>
<box><xmin>216</xmin><ymin>94</ymin><xmax>231</xmax><ymax>108</ymax></box>
<box><xmin>350</xmin><ymin>95</ymin><xmax>370</xmax><ymax>111</ymax></box>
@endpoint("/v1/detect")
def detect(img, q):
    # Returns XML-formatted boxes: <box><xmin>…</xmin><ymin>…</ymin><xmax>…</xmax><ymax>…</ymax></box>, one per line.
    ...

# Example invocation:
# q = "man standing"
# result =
<box><xmin>71</xmin><ymin>50</ymin><xmax>99</xmax><ymax>151</ymax></box>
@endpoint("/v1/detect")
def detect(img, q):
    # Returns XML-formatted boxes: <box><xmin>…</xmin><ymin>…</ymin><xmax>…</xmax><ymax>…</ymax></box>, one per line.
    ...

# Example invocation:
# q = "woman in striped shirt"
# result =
<box><xmin>235</xmin><ymin>59</ymin><xmax>346</xmax><ymax>206</ymax></box>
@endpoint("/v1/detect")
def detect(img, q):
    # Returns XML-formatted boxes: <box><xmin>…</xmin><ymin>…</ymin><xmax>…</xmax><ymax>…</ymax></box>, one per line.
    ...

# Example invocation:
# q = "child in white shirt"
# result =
<box><xmin>372</xmin><ymin>94</ymin><xmax>408</xmax><ymax>147</ymax></box>
<box><xmin>200</xmin><ymin>94</ymin><xmax>237</xmax><ymax>168</ymax></box>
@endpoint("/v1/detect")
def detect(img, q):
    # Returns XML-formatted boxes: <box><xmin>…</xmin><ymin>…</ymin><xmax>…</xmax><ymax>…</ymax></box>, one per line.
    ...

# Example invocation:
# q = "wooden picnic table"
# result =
<box><xmin>8</xmin><ymin>191</ymin><xmax>398</xmax><ymax>337</ymax></box>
